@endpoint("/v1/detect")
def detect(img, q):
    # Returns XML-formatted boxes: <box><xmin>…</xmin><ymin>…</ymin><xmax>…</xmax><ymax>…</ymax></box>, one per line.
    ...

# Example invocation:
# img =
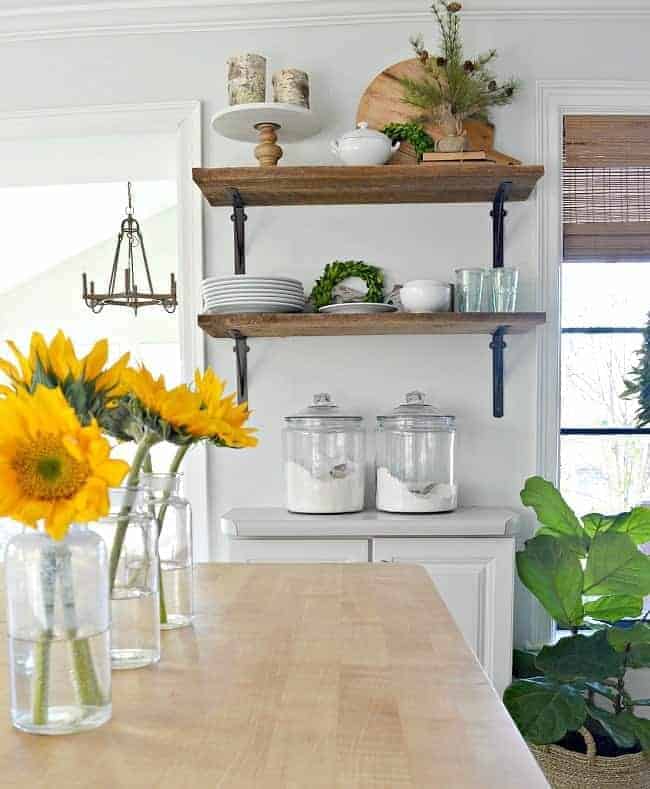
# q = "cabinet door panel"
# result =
<box><xmin>225</xmin><ymin>539</ymin><xmax>369</xmax><ymax>563</ymax></box>
<box><xmin>372</xmin><ymin>538</ymin><xmax>514</xmax><ymax>695</ymax></box>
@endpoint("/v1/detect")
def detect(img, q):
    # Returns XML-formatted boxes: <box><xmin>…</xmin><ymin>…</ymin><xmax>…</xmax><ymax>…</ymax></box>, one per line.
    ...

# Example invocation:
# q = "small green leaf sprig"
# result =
<box><xmin>308</xmin><ymin>260</ymin><xmax>384</xmax><ymax>310</ymax></box>
<box><xmin>382</xmin><ymin>122</ymin><xmax>436</xmax><ymax>158</ymax></box>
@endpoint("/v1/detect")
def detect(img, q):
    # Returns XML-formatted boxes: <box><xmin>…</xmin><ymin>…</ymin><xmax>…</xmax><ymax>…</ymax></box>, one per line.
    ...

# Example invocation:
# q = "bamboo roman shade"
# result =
<box><xmin>563</xmin><ymin>115</ymin><xmax>650</xmax><ymax>261</ymax></box>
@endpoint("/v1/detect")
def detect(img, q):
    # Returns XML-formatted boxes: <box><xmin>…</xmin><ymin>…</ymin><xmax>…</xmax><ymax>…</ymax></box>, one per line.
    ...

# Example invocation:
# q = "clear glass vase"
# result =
<box><xmin>93</xmin><ymin>487</ymin><xmax>160</xmax><ymax>670</ymax></box>
<box><xmin>5</xmin><ymin>525</ymin><xmax>111</xmax><ymax>735</ymax></box>
<box><xmin>141</xmin><ymin>473</ymin><xmax>193</xmax><ymax>630</ymax></box>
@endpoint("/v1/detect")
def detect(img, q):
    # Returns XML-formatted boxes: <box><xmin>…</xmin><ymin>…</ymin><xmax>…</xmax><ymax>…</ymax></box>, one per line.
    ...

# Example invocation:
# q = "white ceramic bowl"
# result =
<box><xmin>400</xmin><ymin>280</ymin><xmax>452</xmax><ymax>313</ymax></box>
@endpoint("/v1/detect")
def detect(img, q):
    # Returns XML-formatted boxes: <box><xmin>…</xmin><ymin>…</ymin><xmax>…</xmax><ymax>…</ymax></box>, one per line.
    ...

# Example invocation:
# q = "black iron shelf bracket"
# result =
<box><xmin>230</xmin><ymin>331</ymin><xmax>250</xmax><ymax>405</ymax></box>
<box><xmin>489</xmin><ymin>327</ymin><xmax>507</xmax><ymax>419</ymax></box>
<box><xmin>487</xmin><ymin>181</ymin><xmax>513</xmax><ymax>417</ymax></box>
<box><xmin>225</xmin><ymin>189</ymin><xmax>250</xmax><ymax>404</ymax></box>
<box><xmin>491</xmin><ymin>180</ymin><xmax>512</xmax><ymax>269</ymax></box>
<box><xmin>228</xmin><ymin>188</ymin><xmax>247</xmax><ymax>275</ymax></box>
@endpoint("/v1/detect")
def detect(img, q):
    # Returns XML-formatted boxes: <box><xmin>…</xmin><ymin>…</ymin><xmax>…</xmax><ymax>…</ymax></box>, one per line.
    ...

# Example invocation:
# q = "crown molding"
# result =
<box><xmin>0</xmin><ymin>1</ymin><xmax>648</xmax><ymax>42</ymax></box>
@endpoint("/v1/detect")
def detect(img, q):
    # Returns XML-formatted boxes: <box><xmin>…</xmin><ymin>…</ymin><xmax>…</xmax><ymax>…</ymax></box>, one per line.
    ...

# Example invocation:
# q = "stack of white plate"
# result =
<box><xmin>202</xmin><ymin>275</ymin><xmax>305</xmax><ymax>314</ymax></box>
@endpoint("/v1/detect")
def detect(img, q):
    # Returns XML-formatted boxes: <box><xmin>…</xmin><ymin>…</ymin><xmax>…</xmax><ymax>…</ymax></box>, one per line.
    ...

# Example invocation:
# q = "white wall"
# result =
<box><xmin>2</xmin><ymin>5</ymin><xmax>649</xmax><ymax>637</ymax></box>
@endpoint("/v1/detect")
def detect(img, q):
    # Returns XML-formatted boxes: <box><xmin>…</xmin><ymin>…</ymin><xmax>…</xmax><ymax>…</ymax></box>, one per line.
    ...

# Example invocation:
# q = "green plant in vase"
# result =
<box><xmin>504</xmin><ymin>476</ymin><xmax>650</xmax><ymax>766</ymax></box>
<box><xmin>402</xmin><ymin>1</ymin><xmax>520</xmax><ymax>151</ymax></box>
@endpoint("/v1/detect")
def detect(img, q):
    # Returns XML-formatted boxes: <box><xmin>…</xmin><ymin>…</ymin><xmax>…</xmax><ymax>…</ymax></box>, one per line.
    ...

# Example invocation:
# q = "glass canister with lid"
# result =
<box><xmin>284</xmin><ymin>393</ymin><xmax>365</xmax><ymax>514</ymax></box>
<box><xmin>376</xmin><ymin>391</ymin><xmax>457</xmax><ymax>513</ymax></box>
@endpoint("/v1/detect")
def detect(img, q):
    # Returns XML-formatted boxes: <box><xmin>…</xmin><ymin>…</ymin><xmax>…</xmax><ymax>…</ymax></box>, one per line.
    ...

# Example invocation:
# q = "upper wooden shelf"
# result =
<box><xmin>192</xmin><ymin>164</ymin><xmax>544</xmax><ymax>207</ymax></box>
<box><xmin>198</xmin><ymin>311</ymin><xmax>546</xmax><ymax>339</ymax></box>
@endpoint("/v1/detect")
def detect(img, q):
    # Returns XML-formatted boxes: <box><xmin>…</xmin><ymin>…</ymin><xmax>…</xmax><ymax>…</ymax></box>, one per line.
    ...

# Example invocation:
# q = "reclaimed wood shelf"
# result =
<box><xmin>192</xmin><ymin>164</ymin><xmax>544</xmax><ymax>206</ymax></box>
<box><xmin>192</xmin><ymin>161</ymin><xmax>545</xmax><ymax>417</ymax></box>
<box><xmin>198</xmin><ymin>311</ymin><xmax>546</xmax><ymax>339</ymax></box>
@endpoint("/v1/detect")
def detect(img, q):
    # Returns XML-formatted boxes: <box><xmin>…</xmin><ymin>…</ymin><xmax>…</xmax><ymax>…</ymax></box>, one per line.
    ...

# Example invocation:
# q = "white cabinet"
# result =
<box><xmin>372</xmin><ymin>537</ymin><xmax>515</xmax><ymax>695</ymax></box>
<box><xmin>224</xmin><ymin>538</ymin><xmax>369</xmax><ymax>563</ymax></box>
<box><xmin>221</xmin><ymin>508</ymin><xmax>517</xmax><ymax>694</ymax></box>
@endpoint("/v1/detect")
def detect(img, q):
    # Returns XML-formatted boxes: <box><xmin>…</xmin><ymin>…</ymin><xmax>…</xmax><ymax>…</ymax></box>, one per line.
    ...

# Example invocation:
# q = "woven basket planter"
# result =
<box><xmin>531</xmin><ymin>727</ymin><xmax>650</xmax><ymax>789</ymax></box>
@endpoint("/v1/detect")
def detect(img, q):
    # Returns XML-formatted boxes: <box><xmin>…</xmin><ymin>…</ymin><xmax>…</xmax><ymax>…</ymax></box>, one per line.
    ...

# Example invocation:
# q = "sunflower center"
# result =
<box><xmin>12</xmin><ymin>435</ymin><xmax>90</xmax><ymax>500</ymax></box>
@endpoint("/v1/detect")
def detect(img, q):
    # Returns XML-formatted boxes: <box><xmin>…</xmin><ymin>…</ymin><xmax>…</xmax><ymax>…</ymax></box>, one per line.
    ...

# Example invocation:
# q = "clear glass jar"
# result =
<box><xmin>94</xmin><ymin>487</ymin><xmax>160</xmax><ymax>670</ymax></box>
<box><xmin>5</xmin><ymin>525</ymin><xmax>111</xmax><ymax>735</ymax></box>
<box><xmin>284</xmin><ymin>393</ymin><xmax>365</xmax><ymax>514</ymax></box>
<box><xmin>140</xmin><ymin>472</ymin><xmax>193</xmax><ymax>630</ymax></box>
<box><xmin>376</xmin><ymin>391</ymin><xmax>457</xmax><ymax>513</ymax></box>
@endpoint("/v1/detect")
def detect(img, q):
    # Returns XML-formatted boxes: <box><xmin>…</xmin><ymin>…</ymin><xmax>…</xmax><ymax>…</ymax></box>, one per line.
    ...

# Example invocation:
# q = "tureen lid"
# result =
<box><xmin>286</xmin><ymin>392</ymin><xmax>363</xmax><ymax>421</ymax></box>
<box><xmin>339</xmin><ymin>122</ymin><xmax>390</xmax><ymax>142</ymax></box>
<box><xmin>377</xmin><ymin>391</ymin><xmax>455</xmax><ymax>427</ymax></box>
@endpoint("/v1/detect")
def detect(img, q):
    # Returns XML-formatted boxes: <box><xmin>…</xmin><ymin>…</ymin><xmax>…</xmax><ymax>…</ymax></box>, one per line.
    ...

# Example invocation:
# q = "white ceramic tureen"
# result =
<box><xmin>330</xmin><ymin>122</ymin><xmax>400</xmax><ymax>166</ymax></box>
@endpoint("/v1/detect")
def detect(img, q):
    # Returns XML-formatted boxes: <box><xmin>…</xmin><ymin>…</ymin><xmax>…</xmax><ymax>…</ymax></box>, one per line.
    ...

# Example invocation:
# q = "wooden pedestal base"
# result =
<box><xmin>254</xmin><ymin>122</ymin><xmax>283</xmax><ymax>167</ymax></box>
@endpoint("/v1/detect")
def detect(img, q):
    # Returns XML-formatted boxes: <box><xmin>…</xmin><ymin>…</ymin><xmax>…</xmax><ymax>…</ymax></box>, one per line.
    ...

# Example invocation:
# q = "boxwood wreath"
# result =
<box><xmin>309</xmin><ymin>261</ymin><xmax>384</xmax><ymax>310</ymax></box>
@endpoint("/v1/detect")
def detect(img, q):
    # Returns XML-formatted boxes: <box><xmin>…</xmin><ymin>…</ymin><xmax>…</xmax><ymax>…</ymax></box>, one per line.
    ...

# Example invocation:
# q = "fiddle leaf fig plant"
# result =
<box><xmin>504</xmin><ymin>476</ymin><xmax>650</xmax><ymax>755</ymax></box>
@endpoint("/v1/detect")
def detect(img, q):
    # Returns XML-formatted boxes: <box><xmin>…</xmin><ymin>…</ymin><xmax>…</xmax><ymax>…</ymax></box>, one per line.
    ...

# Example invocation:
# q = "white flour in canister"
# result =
<box><xmin>376</xmin><ymin>467</ymin><xmax>457</xmax><ymax>513</ymax></box>
<box><xmin>286</xmin><ymin>460</ymin><xmax>364</xmax><ymax>513</ymax></box>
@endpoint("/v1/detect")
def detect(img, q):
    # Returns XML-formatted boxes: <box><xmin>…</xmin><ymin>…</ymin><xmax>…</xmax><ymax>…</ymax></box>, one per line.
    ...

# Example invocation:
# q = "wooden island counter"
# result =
<box><xmin>0</xmin><ymin>563</ymin><xmax>548</xmax><ymax>788</ymax></box>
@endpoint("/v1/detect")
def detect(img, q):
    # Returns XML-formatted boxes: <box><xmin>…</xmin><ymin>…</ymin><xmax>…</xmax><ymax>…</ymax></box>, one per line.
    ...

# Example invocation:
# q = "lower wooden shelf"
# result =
<box><xmin>197</xmin><ymin>311</ymin><xmax>546</xmax><ymax>338</ymax></box>
<box><xmin>197</xmin><ymin>310</ymin><xmax>546</xmax><ymax>419</ymax></box>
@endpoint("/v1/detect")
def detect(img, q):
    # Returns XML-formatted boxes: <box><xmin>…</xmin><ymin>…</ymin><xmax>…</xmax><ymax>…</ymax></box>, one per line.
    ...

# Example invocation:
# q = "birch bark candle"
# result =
<box><xmin>227</xmin><ymin>54</ymin><xmax>267</xmax><ymax>105</ymax></box>
<box><xmin>272</xmin><ymin>69</ymin><xmax>310</xmax><ymax>108</ymax></box>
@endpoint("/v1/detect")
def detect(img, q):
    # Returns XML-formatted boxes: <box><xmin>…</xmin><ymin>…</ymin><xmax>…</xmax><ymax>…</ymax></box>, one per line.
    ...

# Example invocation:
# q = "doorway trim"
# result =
<box><xmin>0</xmin><ymin>100</ymin><xmax>210</xmax><ymax>559</ymax></box>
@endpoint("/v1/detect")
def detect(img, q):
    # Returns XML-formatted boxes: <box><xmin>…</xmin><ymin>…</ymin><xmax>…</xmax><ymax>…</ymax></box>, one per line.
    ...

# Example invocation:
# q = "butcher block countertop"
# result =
<box><xmin>0</xmin><ymin>563</ymin><xmax>548</xmax><ymax>789</ymax></box>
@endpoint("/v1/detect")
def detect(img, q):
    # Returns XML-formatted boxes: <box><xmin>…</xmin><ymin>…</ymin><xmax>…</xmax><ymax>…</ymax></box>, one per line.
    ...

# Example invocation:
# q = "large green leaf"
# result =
<box><xmin>582</xmin><ymin>513</ymin><xmax>616</xmax><ymax>538</ymax></box>
<box><xmin>513</xmin><ymin>648</ymin><xmax>539</xmax><ymax>679</ymax></box>
<box><xmin>587</xmin><ymin>705</ymin><xmax>638</xmax><ymax>749</ymax></box>
<box><xmin>608</xmin><ymin>507</ymin><xmax>650</xmax><ymax>545</ymax></box>
<box><xmin>608</xmin><ymin>622</ymin><xmax>650</xmax><ymax>651</ymax></box>
<box><xmin>517</xmin><ymin>535</ymin><xmax>584</xmax><ymax>626</ymax></box>
<box><xmin>583</xmin><ymin>595</ymin><xmax>644</xmax><ymax>623</ymax></box>
<box><xmin>583</xmin><ymin>532</ymin><xmax>650</xmax><ymax>596</ymax></box>
<box><xmin>535</xmin><ymin>632</ymin><xmax>623</xmax><ymax>683</ymax></box>
<box><xmin>521</xmin><ymin>476</ymin><xmax>587</xmax><ymax>555</ymax></box>
<box><xmin>504</xmin><ymin>678</ymin><xmax>587</xmax><ymax>745</ymax></box>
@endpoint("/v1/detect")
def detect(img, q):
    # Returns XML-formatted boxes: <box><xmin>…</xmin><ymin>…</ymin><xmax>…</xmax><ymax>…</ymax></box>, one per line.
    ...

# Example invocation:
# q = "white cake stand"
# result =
<box><xmin>211</xmin><ymin>102</ymin><xmax>321</xmax><ymax>167</ymax></box>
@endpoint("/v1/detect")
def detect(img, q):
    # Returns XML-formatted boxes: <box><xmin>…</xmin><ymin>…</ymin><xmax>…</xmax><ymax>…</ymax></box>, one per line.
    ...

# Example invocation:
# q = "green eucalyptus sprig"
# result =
<box><xmin>308</xmin><ymin>260</ymin><xmax>384</xmax><ymax>310</ymax></box>
<box><xmin>382</xmin><ymin>122</ymin><xmax>436</xmax><ymax>158</ymax></box>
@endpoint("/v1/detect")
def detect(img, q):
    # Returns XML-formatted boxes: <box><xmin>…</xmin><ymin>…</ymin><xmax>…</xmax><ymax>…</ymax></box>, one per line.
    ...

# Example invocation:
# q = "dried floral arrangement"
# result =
<box><xmin>402</xmin><ymin>1</ymin><xmax>520</xmax><ymax>150</ymax></box>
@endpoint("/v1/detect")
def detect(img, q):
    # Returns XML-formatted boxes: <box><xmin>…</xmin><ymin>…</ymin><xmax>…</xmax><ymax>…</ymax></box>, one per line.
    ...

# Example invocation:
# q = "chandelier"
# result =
<box><xmin>82</xmin><ymin>182</ymin><xmax>177</xmax><ymax>314</ymax></box>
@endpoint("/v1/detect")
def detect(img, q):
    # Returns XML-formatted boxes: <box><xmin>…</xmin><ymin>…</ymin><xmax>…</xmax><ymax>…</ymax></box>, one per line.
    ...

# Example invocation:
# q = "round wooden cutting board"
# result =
<box><xmin>356</xmin><ymin>58</ymin><xmax>495</xmax><ymax>152</ymax></box>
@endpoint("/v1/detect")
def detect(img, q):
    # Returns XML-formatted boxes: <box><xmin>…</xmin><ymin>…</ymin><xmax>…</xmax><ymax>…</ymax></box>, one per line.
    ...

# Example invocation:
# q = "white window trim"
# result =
<box><xmin>0</xmin><ymin>100</ymin><xmax>210</xmax><ymax>561</ymax></box>
<box><xmin>534</xmin><ymin>80</ymin><xmax>650</xmax><ymax>644</ymax></box>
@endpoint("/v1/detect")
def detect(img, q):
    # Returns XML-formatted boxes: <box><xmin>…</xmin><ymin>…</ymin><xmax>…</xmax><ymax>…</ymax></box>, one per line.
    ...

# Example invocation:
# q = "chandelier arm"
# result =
<box><xmin>136</xmin><ymin>227</ymin><xmax>155</xmax><ymax>295</ymax></box>
<box><xmin>108</xmin><ymin>232</ymin><xmax>123</xmax><ymax>296</ymax></box>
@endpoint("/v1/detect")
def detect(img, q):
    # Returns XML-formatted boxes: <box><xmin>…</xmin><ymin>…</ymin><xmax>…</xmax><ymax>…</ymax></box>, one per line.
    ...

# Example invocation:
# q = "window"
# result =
<box><xmin>560</xmin><ymin>115</ymin><xmax>650</xmax><ymax>515</ymax></box>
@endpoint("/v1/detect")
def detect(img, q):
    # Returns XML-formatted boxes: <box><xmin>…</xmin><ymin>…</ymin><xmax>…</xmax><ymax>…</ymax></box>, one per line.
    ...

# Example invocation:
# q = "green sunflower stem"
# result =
<box><xmin>31</xmin><ymin>633</ymin><xmax>52</xmax><ymax>726</ymax></box>
<box><xmin>108</xmin><ymin>433</ymin><xmax>158</xmax><ymax>593</ymax></box>
<box><xmin>158</xmin><ymin>564</ymin><xmax>168</xmax><ymax>625</ymax></box>
<box><xmin>156</xmin><ymin>444</ymin><xmax>191</xmax><ymax>626</ymax></box>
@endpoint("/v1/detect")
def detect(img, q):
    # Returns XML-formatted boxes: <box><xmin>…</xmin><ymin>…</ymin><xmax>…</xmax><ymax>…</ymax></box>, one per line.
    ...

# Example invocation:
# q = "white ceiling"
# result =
<box><xmin>0</xmin><ymin>0</ymin><xmax>648</xmax><ymax>42</ymax></box>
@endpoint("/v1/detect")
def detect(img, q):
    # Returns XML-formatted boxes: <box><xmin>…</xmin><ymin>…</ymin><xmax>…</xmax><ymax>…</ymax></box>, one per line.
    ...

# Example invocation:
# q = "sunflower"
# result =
<box><xmin>194</xmin><ymin>368</ymin><xmax>258</xmax><ymax>449</ymax></box>
<box><xmin>122</xmin><ymin>366</ymin><xmax>215</xmax><ymax>445</ymax></box>
<box><xmin>0</xmin><ymin>386</ymin><xmax>129</xmax><ymax>540</ymax></box>
<box><xmin>0</xmin><ymin>331</ymin><xmax>130</xmax><ymax>430</ymax></box>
